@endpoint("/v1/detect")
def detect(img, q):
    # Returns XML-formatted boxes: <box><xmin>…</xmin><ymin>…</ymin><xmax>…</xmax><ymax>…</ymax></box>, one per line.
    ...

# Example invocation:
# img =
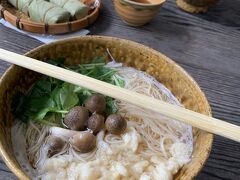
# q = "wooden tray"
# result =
<box><xmin>0</xmin><ymin>0</ymin><xmax>100</xmax><ymax>34</ymax></box>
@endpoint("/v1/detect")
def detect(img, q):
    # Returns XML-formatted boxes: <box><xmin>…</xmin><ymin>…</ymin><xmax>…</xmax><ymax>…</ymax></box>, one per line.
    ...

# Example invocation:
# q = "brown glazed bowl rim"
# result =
<box><xmin>0</xmin><ymin>36</ymin><xmax>213</xmax><ymax>179</ymax></box>
<box><xmin>122</xmin><ymin>0</ymin><xmax>166</xmax><ymax>7</ymax></box>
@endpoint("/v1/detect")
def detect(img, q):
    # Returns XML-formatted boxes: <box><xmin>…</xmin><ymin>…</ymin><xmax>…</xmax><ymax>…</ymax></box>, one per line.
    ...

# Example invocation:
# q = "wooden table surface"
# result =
<box><xmin>0</xmin><ymin>0</ymin><xmax>240</xmax><ymax>179</ymax></box>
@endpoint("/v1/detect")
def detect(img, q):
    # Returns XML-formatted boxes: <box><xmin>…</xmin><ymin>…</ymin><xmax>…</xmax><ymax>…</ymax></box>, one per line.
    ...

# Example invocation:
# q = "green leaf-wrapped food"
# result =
<box><xmin>7</xmin><ymin>0</ymin><xmax>32</xmax><ymax>14</ymax></box>
<box><xmin>28</xmin><ymin>0</ymin><xmax>71</xmax><ymax>24</ymax></box>
<box><xmin>49</xmin><ymin>0</ymin><xmax>90</xmax><ymax>20</ymax></box>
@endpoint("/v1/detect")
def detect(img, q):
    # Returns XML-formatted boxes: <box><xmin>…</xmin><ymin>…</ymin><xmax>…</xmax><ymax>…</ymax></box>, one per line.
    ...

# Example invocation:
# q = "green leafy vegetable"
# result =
<box><xmin>12</xmin><ymin>57</ymin><xmax>124</xmax><ymax>127</ymax></box>
<box><xmin>91</xmin><ymin>57</ymin><xmax>105</xmax><ymax>64</ymax></box>
<box><xmin>25</xmin><ymin>96</ymin><xmax>55</xmax><ymax>121</ymax></box>
<box><xmin>47</xmin><ymin>57</ymin><xmax>65</xmax><ymax>66</ymax></box>
<box><xmin>105</xmin><ymin>96</ymin><xmax>118</xmax><ymax>115</ymax></box>
<box><xmin>11</xmin><ymin>91</ymin><xmax>28</xmax><ymax>122</ymax></box>
<box><xmin>59</xmin><ymin>83</ymin><xmax>79</xmax><ymax>110</ymax></box>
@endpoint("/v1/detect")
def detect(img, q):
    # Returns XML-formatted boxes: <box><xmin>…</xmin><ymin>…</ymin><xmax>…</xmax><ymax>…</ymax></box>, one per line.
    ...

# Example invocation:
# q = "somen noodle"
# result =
<box><xmin>11</xmin><ymin>62</ymin><xmax>193</xmax><ymax>180</ymax></box>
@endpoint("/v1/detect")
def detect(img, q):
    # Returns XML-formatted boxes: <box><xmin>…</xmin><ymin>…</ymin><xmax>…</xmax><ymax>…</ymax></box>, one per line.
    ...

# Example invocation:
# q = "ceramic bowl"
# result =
<box><xmin>0</xmin><ymin>36</ymin><xmax>213</xmax><ymax>179</ymax></box>
<box><xmin>114</xmin><ymin>0</ymin><xmax>166</xmax><ymax>26</ymax></box>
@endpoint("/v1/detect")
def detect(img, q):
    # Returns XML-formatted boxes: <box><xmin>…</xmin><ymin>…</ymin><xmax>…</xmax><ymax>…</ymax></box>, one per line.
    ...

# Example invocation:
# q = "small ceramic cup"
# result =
<box><xmin>114</xmin><ymin>0</ymin><xmax>166</xmax><ymax>26</ymax></box>
<box><xmin>176</xmin><ymin>0</ymin><xmax>218</xmax><ymax>13</ymax></box>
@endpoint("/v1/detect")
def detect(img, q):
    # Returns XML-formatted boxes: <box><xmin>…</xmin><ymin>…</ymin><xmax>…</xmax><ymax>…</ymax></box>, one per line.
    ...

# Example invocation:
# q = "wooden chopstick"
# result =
<box><xmin>0</xmin><ymin>48</ymin><xmax>240</xmax><ymax>142</ymax></box>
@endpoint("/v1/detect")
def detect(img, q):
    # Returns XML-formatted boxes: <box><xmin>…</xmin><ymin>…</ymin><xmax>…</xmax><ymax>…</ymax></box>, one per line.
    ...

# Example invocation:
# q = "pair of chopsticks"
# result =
<box><xmin>0</xmin><ymin>48</ymin><xmax>239</xmax><ymax>142</ymax></box>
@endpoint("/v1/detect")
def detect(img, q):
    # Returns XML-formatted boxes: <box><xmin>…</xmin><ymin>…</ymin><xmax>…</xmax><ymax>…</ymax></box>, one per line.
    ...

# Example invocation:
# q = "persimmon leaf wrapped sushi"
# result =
<box><xmin>7</xmin><ymin>0</ymin><xmax>32</xmax><ymax>14</ymax></box>
<box><xmin>49</xmin><ymin>0</ymin><xmax>90</xmax><ymax>20</ymax></box>
<box><xmin>28</xmin><ymin>0</ymin><xmax>71</xmax><ymax>24</ymax></box>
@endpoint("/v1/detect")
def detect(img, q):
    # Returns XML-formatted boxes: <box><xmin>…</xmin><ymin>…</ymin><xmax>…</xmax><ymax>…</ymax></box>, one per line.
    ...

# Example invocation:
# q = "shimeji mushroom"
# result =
<box><xmin>64</xmin><ymin>106</ymin><xmax>89</xmax><ymax>130</ymax></box>
<box><xmin>87</xmin><ymin>113</ymin><xmax>105</xmax><ymax>134</ymax></box>
<box><xmin>105</xmin><ymin>114</ymin><xmax>127</xmax><ymax>135</ymax></box>
<box><xmin>84</xmin><ymin>94</ymin><xmax>106</xmax><ymax>113</ymax></box>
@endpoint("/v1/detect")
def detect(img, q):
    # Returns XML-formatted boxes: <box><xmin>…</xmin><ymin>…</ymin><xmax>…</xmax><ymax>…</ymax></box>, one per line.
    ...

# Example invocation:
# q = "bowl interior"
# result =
<box><xmin>124</xmin><ymin>0</ymin><xmax>165</xmax><ymax>6</ymax></box>
<box><xmin>0</xmin><ymin>36</ymin><xmax>213</xmax><ymax>179</ymax></box>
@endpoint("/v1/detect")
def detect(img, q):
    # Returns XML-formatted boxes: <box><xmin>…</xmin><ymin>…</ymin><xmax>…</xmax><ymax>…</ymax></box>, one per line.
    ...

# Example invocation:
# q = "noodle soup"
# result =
<box><xmin>11</xmin><ymin>59</ymin><xmax>193</xmax><ymax>180</ymax></box>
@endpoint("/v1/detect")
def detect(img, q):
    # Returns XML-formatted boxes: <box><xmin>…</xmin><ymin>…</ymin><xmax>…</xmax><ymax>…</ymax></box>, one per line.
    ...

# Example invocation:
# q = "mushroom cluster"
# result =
<box><xmin>45</xmin><ymin>94</ymin><xmax>127</xmax><ymax>157</ymax></box>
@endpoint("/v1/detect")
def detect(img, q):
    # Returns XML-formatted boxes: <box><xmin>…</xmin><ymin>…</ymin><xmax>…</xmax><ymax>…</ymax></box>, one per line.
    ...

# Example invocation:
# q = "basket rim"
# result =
<box><xmin>0</xmin><ymin>35</ymin><xmax>213</xmax><ymax>179</ymax></box>
<box><xmin>0</xmin><ymin>0</ymin><xmax>101</xmax><ymax>34</ymax></box>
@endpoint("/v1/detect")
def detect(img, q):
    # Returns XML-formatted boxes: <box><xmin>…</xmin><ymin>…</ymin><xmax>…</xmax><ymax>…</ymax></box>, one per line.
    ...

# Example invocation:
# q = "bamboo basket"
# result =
<box><xmin>176</xmin><ymin>0</ymin><xmax>218</xmax><ymax>13</ymax></box>
<box><xmin>0</xmin><ymin>0</ymin><xmax>100</xmax><ymax>34</ymax></box>
<box><xmin>0</xmin><ymin>36</ymin><xmax>213</xmax><ymax>179</ymax></box>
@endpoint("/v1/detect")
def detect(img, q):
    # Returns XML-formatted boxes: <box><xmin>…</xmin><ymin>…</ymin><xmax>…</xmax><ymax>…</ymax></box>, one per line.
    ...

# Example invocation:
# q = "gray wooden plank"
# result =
<box><xmin>0</xmin><ymin>171</ymin><xmax>17</xmax><ymax>180</ymax></box>
<box><xmin>0</xmin><ymin>160</ymin><xmax>17</xmax><ymax>180</ymax></box>
<box><xmin>88</xmin><ymin>0</ymin><xmax>240</xmax><ymax>77</ymax></box>
<box><xmin>183</xmin><ymin>65</ymin><xmax>240</xmax><ymax>180</ymax></box>
<box><xmin>194</xmin><ymin>0</ymin><xmax>240</xmax><ymax>28</ymax></box>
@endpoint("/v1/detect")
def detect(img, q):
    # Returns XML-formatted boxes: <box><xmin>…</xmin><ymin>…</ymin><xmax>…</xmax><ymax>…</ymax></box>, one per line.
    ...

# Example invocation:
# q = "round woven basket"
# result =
<box><xmin>0</xmin><ymin>36</ymin><xmax>213</xmax><ymax>179</ymax></box>
<box><xmin>0</xmin><ymin>0</ymin><xmax>100</xmax><ymax>34</ymax></box>
<box><xmin>176</xmin><ymin>0</ymin><xmax>218</xmax><ymax>13</ymax></box>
